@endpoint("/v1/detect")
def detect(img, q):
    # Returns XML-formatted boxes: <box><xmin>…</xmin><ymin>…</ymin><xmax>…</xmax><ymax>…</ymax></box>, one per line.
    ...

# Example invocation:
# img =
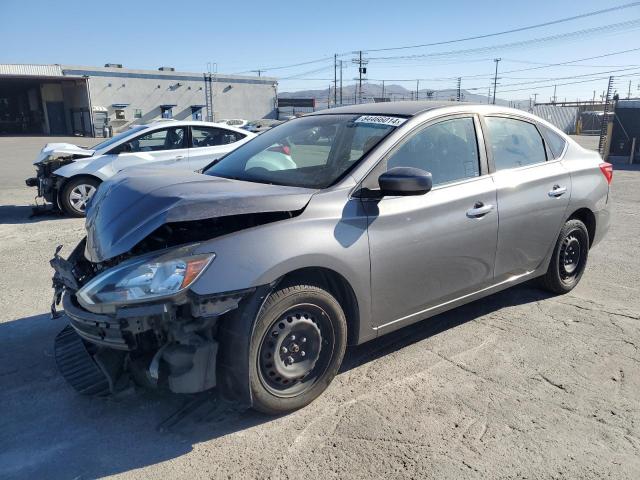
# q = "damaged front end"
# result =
<box><xmin>26</xmin><ymin>144</ymin><xmax>94</xmax><ymax>209</ymax></box>
<box><xmin>51</xmin><ymin>239</ymin><xmax>252</xmax><ymax>396</ymax></box>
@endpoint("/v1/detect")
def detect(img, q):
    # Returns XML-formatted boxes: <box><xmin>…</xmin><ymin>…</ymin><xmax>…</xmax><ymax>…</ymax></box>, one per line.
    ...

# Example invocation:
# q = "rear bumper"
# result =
<box><xmin>592</xmin><ymin>205</ymin><xmax>610</xmax><ymax>248</ymax></box>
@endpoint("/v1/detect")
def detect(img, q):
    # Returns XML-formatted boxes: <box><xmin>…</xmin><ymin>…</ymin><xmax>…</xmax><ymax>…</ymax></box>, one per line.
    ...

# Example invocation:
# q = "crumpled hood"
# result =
<box><xmin>84</xmin><ymin>168</ymin><xmax>316</xmax><ymax>262</ymax></box>
<box><xmin>34</xmin><ymin>143</ymin><xmax>94</xmax><ymax>164</ymax></box>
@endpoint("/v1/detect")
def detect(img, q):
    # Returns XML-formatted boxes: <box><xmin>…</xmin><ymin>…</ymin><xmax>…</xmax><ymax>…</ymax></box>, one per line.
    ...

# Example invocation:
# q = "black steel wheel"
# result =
<box><xmin>539</xmin><ymin>219</ymin><xmax>590</xmax><ymax>294</ymax></box>
<box><xmin>249</xmin><ymin>284</ymin><xmax>347</xmax><ymax>415</ymax></box>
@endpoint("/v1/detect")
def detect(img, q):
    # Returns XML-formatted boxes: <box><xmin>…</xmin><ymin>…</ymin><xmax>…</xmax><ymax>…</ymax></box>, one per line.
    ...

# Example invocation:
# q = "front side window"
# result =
<box><xmin>123</xmin><ymin>127</ymin><xmax>186</xmax><ymax>153</ymax></box>
<box><xmin>485</xmin><ymin>117</ymin><xmax>547</xmax><ymax>170</ymax></box>
<box><xmin>204</xmin><ymin>114</ymin><xmax>400</xmax><ymax>188</ymax></box>
<box><xmin>94</xmin><ymin>125</ymin><xmax>147</xmax><ymax>151</ymax></box>
<box><xmin>383</xmin><ymin>117</ymin><xmax>480</xmax><ymax>186</ymax></box>
<box><xmin>191</xmin><ymin>126</ymin><xmax>245</xmax><ymax>147</ymax></box>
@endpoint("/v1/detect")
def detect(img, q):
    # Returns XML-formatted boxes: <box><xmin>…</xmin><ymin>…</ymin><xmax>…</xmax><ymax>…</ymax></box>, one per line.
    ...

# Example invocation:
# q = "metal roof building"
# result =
<box><xmin>0</xmin><ymin>64</ymin><xmax>277</xmax><ymax>136</ymax></box>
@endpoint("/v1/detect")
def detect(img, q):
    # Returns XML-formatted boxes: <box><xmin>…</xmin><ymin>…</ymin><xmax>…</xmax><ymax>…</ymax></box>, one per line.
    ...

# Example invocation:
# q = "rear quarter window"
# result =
<box><xmin>540</xmin><ymin>125</ymin><xmax>568</xmax><ymax>159</ymax></box>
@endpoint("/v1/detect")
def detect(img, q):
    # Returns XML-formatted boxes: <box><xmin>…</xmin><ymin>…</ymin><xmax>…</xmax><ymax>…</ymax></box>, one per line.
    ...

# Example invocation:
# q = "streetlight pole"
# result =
<box><xmin>492</xmin><ymin>58</ymin><xmax>501</xmax><ymax>105</ymax></box>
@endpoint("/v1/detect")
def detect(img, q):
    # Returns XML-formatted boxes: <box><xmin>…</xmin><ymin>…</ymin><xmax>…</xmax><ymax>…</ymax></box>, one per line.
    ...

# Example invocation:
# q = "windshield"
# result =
<box><xmin>91</xmin><ymin>125</ymin><xmax>148</xmax><ymax>151</ymax></box>
<box><xmin>204</xmin><ymin>114</ymin><xmax>401</xmax><ymax>188</ymax></box>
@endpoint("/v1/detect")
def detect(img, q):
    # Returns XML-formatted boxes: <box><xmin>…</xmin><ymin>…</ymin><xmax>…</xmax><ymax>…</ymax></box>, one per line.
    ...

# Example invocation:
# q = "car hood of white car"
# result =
<box><xmin>34</xmin><ymin>143</ymin><xmax>95</xmax><ymax>165</ymax></box>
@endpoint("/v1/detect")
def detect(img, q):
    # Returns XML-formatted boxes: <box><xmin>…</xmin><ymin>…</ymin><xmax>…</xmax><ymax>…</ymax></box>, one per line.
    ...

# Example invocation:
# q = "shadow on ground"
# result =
<box><xmin>0</xmin><ymin>205</ymin><xmax>67</xmax><ymax>224</ymax></box>
<box><xmin>0</xmin><ymin>283</ymin><xmax>551</xmax><ymax>480</ymax></box>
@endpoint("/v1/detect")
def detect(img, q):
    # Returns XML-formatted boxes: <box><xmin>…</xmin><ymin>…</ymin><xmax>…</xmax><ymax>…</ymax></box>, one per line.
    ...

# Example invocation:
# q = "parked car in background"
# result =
<box><xmin>216</xmin><ymin>119</ymin><xmax>248</xmax><ymax>128</ymax></box>
<box><xmin>50</xmin><ymin>102</ymin><xmax>610</xmax><ymax>414</ymax></box>
<box><xmin>242</xmin><ymin>119</ymin><xmax>284</xmax><ymax>134</ymax></box>
<box><xmin>26</xmin><ymin>121</ymin><xmax>255</xmax><ymax>217</ymax></box>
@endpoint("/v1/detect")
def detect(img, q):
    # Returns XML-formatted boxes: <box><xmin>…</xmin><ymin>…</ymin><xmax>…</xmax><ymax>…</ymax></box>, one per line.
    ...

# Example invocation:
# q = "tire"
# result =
<box><xmin>248</xmin><ymin>284</ymin><xmax>347</xmax><ymax>415</ymax></box>
<box><xmin>538</xmin><ymin>219</ymin><xmax>590</xmax><ymax>294</ymax></box>
<box><xmin>59</xmin><ymin>176</ymin><xmax>101</xmax><ymax>217</ymax></box>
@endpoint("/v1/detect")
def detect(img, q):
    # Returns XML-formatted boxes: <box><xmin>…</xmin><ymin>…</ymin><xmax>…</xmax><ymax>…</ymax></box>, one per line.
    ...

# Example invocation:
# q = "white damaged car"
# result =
<box><xmin>26</xmin><ymin>121</ymin><xmax>255</xmax><ymax>216</ymax></box>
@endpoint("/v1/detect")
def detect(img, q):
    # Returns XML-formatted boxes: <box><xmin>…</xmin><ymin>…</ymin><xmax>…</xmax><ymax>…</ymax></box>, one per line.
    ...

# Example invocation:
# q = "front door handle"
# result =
<box><xmin>175</xmin><ymin>155</ymin><xmax>185</xmax><ymax>160</ymax></box>
<box><xmin>548</xmin><ymin>185</ymin><xmax>567</xmax><ymax>197</ymax></box>
<box><xmin>466</xmin><ymin>202</ymin><xmax>494</xmax><ymax>218</ymax></box>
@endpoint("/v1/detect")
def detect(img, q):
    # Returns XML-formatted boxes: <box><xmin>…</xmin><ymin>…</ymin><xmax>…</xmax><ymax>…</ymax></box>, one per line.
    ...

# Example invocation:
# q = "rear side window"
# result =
<box><xmin>485</xmin><ymin>117</ymin><xmax>547</xmax><ymax>171</ymax></box>
<box><xmin>540</xmin><ymin>125</ymin><xmax>567</xmax><ymax>159</ymax></box>
<box><xmin>191</xmin><ymin>126</ymin><xmax>245</xmax><ymax>147</ymax></box>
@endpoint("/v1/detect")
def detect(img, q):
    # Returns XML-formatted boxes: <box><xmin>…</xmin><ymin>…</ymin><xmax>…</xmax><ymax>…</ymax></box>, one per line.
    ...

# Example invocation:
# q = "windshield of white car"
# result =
<box><xmin>90</xmin><ymin>125</ymin><xmax>148</xmax><ymax>151</ymax></box>
<box><xmin>204</xmin><ymin>114</ymin><xmax>400</xmax><ymax>189</ymax></box>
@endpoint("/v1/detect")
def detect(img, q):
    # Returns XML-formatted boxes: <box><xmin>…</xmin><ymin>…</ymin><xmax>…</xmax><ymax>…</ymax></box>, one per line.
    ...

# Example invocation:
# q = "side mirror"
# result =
<box><xmin>378</xmin><ymin>167</ymin><xmax>433</xmax><ymax>196</ymax></box>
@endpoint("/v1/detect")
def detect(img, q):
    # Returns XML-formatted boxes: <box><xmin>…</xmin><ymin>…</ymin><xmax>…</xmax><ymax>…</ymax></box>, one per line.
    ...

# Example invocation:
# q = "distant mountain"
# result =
<box><xmin>279</xmin><ymin>83</ymin><xmax>529</xmax><ymax>109</ymax></box>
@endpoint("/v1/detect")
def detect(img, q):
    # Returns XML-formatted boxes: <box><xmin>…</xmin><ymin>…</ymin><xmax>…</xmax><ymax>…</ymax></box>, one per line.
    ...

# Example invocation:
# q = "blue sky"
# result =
<box><xmin>3</xmin><ymin>0</ymin><xmax>640</xmax><ymax>101</ymax></box>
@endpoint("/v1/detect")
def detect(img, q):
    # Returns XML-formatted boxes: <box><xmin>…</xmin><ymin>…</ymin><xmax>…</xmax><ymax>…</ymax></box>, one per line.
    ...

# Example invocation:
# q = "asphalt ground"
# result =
<box><xmin>0</xmin><ymin>135</ymin><xmax>639</xmax><ymax>479</ymax></box>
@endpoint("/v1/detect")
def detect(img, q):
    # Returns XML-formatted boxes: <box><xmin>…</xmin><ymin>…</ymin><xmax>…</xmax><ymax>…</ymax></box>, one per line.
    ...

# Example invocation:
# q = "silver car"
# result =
<box><xmin>50</xmin><ymin>102</ymin><xmax>611</xmax><ymax>414</ymax></box>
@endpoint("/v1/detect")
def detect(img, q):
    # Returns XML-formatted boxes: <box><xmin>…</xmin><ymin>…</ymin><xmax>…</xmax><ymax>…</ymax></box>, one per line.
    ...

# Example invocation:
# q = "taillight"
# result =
<box><xmin>599</xmin><ymin>162</ymin><xmax>613</xmax><ymax>184</ymax></box>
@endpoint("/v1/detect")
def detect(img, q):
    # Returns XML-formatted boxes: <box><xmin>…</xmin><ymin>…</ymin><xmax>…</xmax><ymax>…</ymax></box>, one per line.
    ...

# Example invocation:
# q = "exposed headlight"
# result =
<box><xmin>77</xmin><ymin>251</ymin><xmax>215</xmax><ymax>308</ymax></box>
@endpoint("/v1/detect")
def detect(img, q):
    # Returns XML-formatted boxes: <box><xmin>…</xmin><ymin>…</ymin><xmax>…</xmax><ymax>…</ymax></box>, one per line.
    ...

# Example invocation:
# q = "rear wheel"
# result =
<box><xmin>538</xmin><ymin>219</ymin><xmax>590</xmax><ymax>294</ymax></box>
<box><xmin>248</xmin><ymin>284</ymin><xmax>347</xmax><ymax>415</ymax></box>
<box><xmin>60</xmin><ymin>176</ymin><xmax>101</xmax><ymax>217</ymax></box>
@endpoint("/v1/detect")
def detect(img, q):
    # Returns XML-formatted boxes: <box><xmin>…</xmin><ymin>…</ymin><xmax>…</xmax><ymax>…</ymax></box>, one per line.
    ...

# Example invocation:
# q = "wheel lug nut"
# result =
<box><xmin>281</xmin><ymin>346</ymin><xmax>288</xmax><ymax>354</ymax></box>
<box><xmin>286</xmin><ymin>356</ymin><xmax>294</xmax><ymax>365</ymax></box>
<box><xmin>290</xmin><ymin>335</ymin><xmax>296</xmax><ymax>341</ymax></box>
<box><xmin>301</xmin><ymin>337</ymin><xmax>307</xmax><ymax>343</ymax></box>
<box><xmin>300</xmin><ymin>351</ymin><xmax>306</xmax><ymax>357</ymax></box>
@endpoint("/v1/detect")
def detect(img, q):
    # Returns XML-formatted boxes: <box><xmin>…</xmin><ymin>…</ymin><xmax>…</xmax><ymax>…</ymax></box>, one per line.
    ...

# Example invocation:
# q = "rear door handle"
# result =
<box><xmin>175</xmin><ymin>155</ymin><xmax>185</xmax><ymax>160</ymax></box>
<box><xmin>548</xmin><ymin>185</ymin><xmax>567</xmax><ymax>197</ymax></box>
<box><xmin>466</xmin><ymin>202</ymin><xmax>494</xmax><ymax>218</ymax></box>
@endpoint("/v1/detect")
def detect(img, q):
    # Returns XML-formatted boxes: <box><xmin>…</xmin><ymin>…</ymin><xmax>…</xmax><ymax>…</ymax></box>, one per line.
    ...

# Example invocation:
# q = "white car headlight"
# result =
<box><xmin>77</xmin><ymin>251</ymin><xmax>215</xmax><ymax>308</ymax></box>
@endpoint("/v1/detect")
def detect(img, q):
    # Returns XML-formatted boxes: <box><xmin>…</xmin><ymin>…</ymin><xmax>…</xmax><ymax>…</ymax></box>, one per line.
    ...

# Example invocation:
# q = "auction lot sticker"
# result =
<box><xmin>354</xmin><ymin>115</ymin><xmax>407</xmax><ymax>127</ymax></box>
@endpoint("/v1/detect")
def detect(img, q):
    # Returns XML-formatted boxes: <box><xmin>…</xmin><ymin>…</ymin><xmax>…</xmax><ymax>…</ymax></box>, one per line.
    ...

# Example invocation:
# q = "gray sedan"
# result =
<box><xmin>51</xmin><ymin>102</ymin><xmax>611</xmax><ymax>414</ymax></box>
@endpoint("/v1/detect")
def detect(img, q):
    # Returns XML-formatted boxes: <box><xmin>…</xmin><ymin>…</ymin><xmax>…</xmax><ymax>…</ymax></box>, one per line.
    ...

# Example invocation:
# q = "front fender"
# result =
<box><xmin>189</xmin><ymin>191</ymin><xmax>373</xmax><ymax>341</ymax></box>
<box><xmin>53</xmin><ymin>155</ymin><xmax>115</xmax><ymax>181</ymax></box>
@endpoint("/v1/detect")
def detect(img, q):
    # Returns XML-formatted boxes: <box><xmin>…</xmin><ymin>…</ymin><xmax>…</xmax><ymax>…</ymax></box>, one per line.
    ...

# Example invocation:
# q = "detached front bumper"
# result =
<box><xmin>62</xmin><ymin>292</ymin><xmax>159</xmax><ymax>351</ymax></box>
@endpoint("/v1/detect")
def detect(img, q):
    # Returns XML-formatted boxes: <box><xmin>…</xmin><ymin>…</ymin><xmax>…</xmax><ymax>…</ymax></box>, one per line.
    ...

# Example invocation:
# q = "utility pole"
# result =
<box><xmin>382</xmin><ymin>80</ymin><xmax>385</xmax><ymax>101</ymax></box>
<box><xmin>532</xmin><ymin>93</ymin><xmax>538</xmax><ymax>106</ymax></box>
<box><xmin>487</xmin><ymin>87</ymin><xmax>491</xmax><ymax>104</ymax></box>
<box><xmin>492</xmin><ymin>58</ymin><xmax>501</xmax><ymax>105</ymax></box>
<box><xmin>328</xmin><ymin>84</ymin><xmax>331</xmax><ymax>109</ymax></box>
<box><xmin>628</xmin><ymin>80</ymin><xmax>632</xmax><ymax>99</ymax></box>
<box><xmin>456</xmin><ymin>77</ymin><xmax>462</xmax><ymax>102</ymax></box>
<box><xmin>351</xmin><ymin>51</ymin><xmax>368</xmax><ymax>104</ymax></box>
<box><xmin>333</xmin><ymin>54</ymin><xmax>337</xmax><ymax>107</ymax></box>
<box><xmin>552</xmin><ymin>84</ymin><xmax>557</xmax><ymax>103</ymax></box>
<box><xmin>251</xmin><ymin>69</ymin><xmax>263</xmax><ymax>77</ymax></box>
<box><xmin>339</xmin><ymin>60</ymin><xmax>343</xmax><ymax>106</ymax></box>
<box><xmin>416</xmin><ymin>79</ymin><xmax>419</xmax><ymax>100</ymax></box>
<box><xmin>359</xmin><ymin>51</ymin><xmax>363</xmax><ymax>103</ymax></box>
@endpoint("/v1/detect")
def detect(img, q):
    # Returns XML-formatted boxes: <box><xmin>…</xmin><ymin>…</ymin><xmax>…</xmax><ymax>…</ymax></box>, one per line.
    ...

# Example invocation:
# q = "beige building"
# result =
<box><xmin>0</xmin><ymin>63</ymin><xmax>277</xmax><ymax>136</ymax></box>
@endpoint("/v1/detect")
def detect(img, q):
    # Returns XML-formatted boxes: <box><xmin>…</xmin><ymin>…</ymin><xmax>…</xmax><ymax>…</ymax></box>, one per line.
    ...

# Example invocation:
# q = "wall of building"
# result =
<box><xmin>60</xmin><ymin>65</ymin><xmax>277</xmax><ymax>133</ymax></box>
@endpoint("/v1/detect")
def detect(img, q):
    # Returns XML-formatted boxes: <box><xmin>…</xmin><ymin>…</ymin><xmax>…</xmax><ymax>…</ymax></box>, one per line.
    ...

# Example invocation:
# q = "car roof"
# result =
<box><xmin>310</xmin><ymin>101</ymin><xmax>469</xmax><ymax>117</ymax></box>
<box><xmin>139</xmin><ymin>120</ymin><xmax>254</xmax><ymax>136</ymax></box>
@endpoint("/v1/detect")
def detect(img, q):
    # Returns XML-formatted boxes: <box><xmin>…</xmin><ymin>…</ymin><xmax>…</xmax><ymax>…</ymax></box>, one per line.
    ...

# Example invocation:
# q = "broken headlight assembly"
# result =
<box><xmin>76</xmin><ymin>249</ymin><xmax>215</xmax><ymax>309</ymax></box>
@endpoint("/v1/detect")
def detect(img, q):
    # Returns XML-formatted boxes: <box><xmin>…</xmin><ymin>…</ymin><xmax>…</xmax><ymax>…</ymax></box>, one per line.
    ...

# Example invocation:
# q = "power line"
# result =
<box><xmin>363</xmin><ymin>2</ymin><xmax>640</xmax><ymax>53</ymax></box>
<box><xmin>367</xmin><ymin>18</ymin><xmax>640</xmax><ymax>62</ymax></box>
<box><xmin>464</xmin><ymin>65</ymin><xmax>640</xmax><ymax>91</ymax></box>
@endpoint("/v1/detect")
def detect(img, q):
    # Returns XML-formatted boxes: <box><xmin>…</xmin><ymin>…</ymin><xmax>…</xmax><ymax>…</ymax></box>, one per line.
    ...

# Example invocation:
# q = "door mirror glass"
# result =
<box><xmin>378</xmin><ymin>167</ymin><xmax>432</xmax><ymax>196</ymax></box>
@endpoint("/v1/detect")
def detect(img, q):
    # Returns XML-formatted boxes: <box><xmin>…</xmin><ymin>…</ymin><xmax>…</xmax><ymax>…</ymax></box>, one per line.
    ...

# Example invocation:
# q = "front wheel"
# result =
<box><xmin>248</xmin><ymin>284</ymin><xmax>347</xmax><ymax>415</ymax></box>
<box><xmin>538</xmin><ymin>219</ymin><xmax>590</xmax><ymax>294</ymax></box>
<box><xmin>60</xmin><ymin>176</ymin><xmax>101</xmax><ymax>217</ymax></box>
